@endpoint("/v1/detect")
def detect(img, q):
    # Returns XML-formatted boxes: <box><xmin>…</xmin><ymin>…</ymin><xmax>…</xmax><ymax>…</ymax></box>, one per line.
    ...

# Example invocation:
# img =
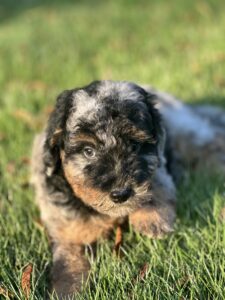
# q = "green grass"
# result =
<box><xmin>0</xmin><ymin>0</ymin><xmax>225</xmax><ymax>299</ymax></box>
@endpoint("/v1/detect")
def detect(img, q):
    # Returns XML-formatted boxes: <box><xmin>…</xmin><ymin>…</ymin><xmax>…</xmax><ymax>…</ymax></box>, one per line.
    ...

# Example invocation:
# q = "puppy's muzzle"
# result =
<box><xmin>110</xmin><ymin>187</ymin><xmax>133</xmax><ymax>203</ymax></box>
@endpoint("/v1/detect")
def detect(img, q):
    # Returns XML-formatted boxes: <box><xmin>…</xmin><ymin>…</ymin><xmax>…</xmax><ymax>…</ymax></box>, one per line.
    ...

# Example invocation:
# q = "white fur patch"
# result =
<box><xmin>67</xmin><ymin>90</ymin><xmax>99</xmax><ymax>131</ymax></box>
<box><xmin>98</xmin><ymin>80</ymin><xmax>144</xmax><ymax>102</ymax></box>
<box><xmin>72</xmin><ymin>90</ymin><xmax>98</xmax><ymax>117</ymax></box>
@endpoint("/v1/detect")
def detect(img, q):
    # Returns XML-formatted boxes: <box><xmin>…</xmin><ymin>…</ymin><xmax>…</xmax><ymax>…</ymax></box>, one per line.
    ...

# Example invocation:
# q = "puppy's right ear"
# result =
<box><xmin>141</xmin><ymin>87</ymin><xmax>166</xmax><ymax>166</ymax></box>
<box><xmin>43</xmin><ymin>89</ymin><xmax>73</xmax><ymax>177</ymax></box>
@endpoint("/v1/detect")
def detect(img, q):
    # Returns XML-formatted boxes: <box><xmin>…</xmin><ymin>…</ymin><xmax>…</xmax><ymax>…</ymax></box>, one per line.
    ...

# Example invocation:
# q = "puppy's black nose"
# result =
<box><xmin>110</xmin><ymin>187</ymin><xmax>132</xmax><ymax>203</ymax></box>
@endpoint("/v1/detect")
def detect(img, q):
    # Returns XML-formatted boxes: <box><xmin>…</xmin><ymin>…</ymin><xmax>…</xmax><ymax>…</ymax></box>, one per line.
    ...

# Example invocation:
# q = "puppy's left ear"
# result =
<box><xmin>142</xmin><ymin>88</ymin><xmax>166</xmax><ymax>165</ymax></box>
<box><xmin>43</xmin><ymin>89</ymin><xmax>73</xmax><ymax>176</ymax></box>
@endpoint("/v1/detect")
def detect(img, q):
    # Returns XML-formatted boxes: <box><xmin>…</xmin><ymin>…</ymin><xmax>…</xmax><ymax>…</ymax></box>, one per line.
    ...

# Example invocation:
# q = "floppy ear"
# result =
<box><xmin>142</xmin><ymin>88</ymin><xmax>166</xmax><ymax>166</ymax></box>
<box><xmin>43</xmin><ymin>89</ymin><xmax>73</xmax><ymax>177</ymax></box>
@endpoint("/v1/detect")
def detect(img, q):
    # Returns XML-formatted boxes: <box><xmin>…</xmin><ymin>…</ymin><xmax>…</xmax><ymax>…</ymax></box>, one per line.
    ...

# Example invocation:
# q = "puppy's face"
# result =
<box><xmin>46</xmin><ymin>81</ymin><xmax>163</xmax><ymax>217</ymax></box>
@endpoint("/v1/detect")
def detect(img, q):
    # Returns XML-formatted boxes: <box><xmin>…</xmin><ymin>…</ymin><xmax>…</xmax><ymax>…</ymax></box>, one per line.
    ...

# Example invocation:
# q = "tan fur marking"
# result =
<box><xmin>129</xmin><ymin>203</ymin><xmax>175</xmax><ymax>238</ymax></box>
<box><xmin>52</xmin><ymin>215</ymin><xmax>121</xmax><ymax>245</ymax></box>
<box><xmin>69</xmin><ymin>133</ymin><xmax>97</xmax><ymax>145</ymax></box>
<box><xmin>125</xmin><ymin>126</ymin><xmax>155</xmax><ymax>143</ymax></box>
<box><xmin>50</xmin><ymin>128</ymin><xmax>63</xmax><ymax>146</ymax></box>
<box><xmin>63</xmin><ymin>165</ymin><xmax>106</xmax><ymax>206</ymax></box>
<box><xmin>130</xmin><ymin>178</ymin><xmax>175</xmax><ymax>238</ymax></box>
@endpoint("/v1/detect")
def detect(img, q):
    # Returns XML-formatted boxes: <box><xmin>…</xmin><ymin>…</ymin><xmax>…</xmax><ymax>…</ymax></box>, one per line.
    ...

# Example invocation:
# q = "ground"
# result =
<box><xmin>0</xmin><ymin>0</ymin><xmax>225</xmax><ymax>299</ymax></box>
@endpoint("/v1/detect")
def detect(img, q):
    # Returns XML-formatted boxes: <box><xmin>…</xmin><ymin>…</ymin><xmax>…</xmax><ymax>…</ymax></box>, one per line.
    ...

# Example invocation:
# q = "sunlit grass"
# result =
<box><xmin>0</xmin><ymin>0</ymin><xmax>225</xmax><ymax>299</ymax></box>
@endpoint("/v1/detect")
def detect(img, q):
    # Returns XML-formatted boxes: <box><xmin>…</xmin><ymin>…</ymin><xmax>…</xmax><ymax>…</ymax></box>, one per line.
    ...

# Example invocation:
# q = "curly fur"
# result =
<box><xmin>31</xmin><ymin>80</ymin><xmax>225</xmax><ymax>299</ymax></box>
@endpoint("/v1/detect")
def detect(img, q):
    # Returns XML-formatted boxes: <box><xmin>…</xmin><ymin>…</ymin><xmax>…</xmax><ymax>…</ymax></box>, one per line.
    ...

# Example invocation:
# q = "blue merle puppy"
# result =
<box><xmin>31</xmin><ymin>80</ymin><xmax>225</xmax><ymax>298</ymax></box>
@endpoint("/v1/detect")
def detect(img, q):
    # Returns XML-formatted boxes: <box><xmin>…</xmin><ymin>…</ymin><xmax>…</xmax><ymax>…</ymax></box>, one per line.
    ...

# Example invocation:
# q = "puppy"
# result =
<box><xmin>31</xmin><ymin>80</ymin><xmax>225</xmax><ymax>298</ymax></box>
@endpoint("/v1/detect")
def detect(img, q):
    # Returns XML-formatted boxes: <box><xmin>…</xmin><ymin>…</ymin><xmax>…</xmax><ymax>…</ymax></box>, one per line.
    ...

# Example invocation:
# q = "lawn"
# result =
<box><xmin>0</xmin><ymin>0</ymin><xmax>225</xmax><ymax>299</ymax></box>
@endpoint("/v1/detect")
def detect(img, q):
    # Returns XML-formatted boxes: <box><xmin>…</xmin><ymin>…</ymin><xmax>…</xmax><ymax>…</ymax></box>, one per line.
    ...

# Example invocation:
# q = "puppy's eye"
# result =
<box><xmin>83</xmin><ymin>146</ymin><xmax>96</xmax><ymax>159</ymax></box>
<box><xmin>131</xmin><ymin>143</ymin><xmax>141</xmax><ymax>152</ymax></box>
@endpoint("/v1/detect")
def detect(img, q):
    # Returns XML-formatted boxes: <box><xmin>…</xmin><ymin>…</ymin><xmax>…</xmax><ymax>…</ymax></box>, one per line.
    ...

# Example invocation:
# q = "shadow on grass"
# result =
<box><xmin>176</xmin><ymin>170</ymin><xmax>225</xmax><ymax>228</ymax></box>
<box><xmin>187</xmin><ymin>95</ymin><xmax>225</xmax><ymax>108</ymax></box>
<box><xmin>0</xmin><ymin>0</ymin><xmax>103</xmax><ymax>23</ymax></box>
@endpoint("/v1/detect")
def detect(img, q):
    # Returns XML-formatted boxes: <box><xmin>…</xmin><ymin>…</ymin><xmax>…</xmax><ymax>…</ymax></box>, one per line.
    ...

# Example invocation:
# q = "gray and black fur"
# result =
<box><xmin>31</xmin><ymin>80</ymin><xmax>225</xmax><ymax>299</ymax></box>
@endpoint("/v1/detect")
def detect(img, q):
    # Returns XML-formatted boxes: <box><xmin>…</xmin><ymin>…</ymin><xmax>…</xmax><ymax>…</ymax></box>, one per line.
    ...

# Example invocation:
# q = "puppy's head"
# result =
<box><xmin>44</xmin><ymin>81</ymin><xmax>165</xmax><ymax>217</ymax></box>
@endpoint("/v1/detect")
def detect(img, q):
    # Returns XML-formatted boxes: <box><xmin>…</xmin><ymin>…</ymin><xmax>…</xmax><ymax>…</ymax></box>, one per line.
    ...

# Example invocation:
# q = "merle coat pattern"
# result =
<box><xmin>31</xmin><ymin>80</ymin><xmax>225</xmax><ymax>299</ymax></box>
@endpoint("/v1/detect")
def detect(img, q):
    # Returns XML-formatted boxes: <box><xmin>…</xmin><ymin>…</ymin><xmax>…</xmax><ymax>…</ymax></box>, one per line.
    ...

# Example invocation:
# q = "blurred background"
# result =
<box><xmin>0</xmin><ymin>0</ymin><xmax>225</xmax><ymax>298</ymax></box>
<box><xmin>1</xmin><ymin>0</ymin><xmax>225</xmax><ymax>163</ymax></box>
<box><xmin>1</xmin><ymin>0</ymin><xmax>225</xmax><ymax>104</ymax></box>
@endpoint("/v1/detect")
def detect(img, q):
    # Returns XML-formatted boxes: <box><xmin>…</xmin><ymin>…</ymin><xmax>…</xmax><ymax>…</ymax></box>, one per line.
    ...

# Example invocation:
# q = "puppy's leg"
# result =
<box><xmin>51</xmin><ymin>242</ymin><xmax>90</xmax><ymax>299</ymax></box>
<box><xmin>129</xmin><ymin>167</ymin><xmax>176</xmax><ymax>238</ymax></box>
<box><xmin>48</xmin><ymin>215</ymin><xmax>118</xmax><ymax>299</ymax></box>
<box><xmin>31</xmin><ymin>133</ymin><xmax>121</xmax><ymax>298</ymax></box>
<box><xmin>129</xmin><ymin>202</ymin><xmax>175</xmax><ymax>238</ymax></box>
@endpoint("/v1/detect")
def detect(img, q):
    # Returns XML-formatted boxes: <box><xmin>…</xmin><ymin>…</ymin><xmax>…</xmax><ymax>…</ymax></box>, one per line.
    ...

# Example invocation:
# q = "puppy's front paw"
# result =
<box><xmin>51</xmin><ymin>244</ymin><xmax>90</xmax><ymax>299</ymax></box>
<box><xmin>129</xmin><ymin>205</ymin><xmax>175</xmax><ymax>238</ymax></box>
